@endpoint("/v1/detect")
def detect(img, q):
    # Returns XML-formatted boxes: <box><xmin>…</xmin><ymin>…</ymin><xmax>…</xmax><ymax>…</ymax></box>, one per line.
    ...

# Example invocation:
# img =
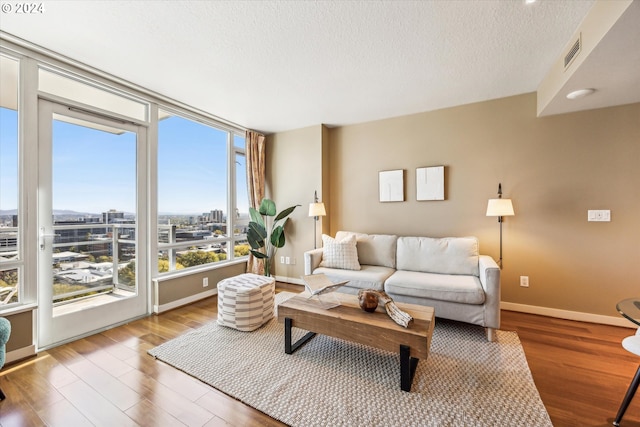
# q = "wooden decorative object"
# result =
<box><xmin>358</xmin><ymin>290</ymin><xmax>379</xmax><ymax>312</ymax></box>
<box><xmin>357</xmin><ymin>289</ymin><xmax>413</xmax><ymax>327</ymax></box>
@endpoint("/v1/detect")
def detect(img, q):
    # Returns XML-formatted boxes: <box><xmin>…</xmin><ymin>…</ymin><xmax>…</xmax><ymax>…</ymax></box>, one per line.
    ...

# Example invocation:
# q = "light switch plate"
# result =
<box><xmin>588</xmin><ymin>210</ymin><xmax>611</xmax><ymax>222</ymax></box>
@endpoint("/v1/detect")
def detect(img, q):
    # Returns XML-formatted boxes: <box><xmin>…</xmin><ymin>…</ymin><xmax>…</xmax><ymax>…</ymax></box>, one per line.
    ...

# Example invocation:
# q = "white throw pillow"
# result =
<box><xmin>335</xmin><ymin>231</ymin><xmax>397</xmax><ymax>268</ymax></box>
<box><xmin>396</xmin><ymin>236</ymin><xmax>479</xmax><ymax>276</ymax></box>
<box><xmin>319</xmin><ymin>234</ymin><xmax>361</xmax><ymax>271</ymax></box>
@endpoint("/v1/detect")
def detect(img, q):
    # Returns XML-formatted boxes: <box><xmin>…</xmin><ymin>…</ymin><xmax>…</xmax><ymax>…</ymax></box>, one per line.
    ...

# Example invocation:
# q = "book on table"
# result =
<box><xmin>301</xmin><ymin>274</ymin><xmax>348</xmax><ymax>297</ymax></box>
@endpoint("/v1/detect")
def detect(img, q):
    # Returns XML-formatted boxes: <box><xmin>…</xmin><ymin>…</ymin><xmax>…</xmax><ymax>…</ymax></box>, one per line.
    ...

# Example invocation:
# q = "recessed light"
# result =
<box><xmin>525</xmin><ymin>0</ymin><xmax>536</xmax><ymax>4</ymax></box>
<box><xmin>566</xmin><ymin>88</ymin><xmax>596</xmax><ymax>100</ymax></box>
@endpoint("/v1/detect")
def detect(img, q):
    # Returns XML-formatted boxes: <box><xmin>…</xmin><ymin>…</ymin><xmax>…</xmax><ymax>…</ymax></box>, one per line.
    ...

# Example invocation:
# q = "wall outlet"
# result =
<box><xmin>588</xmin><ymin>209</ymin><xmax>611</xmax><ymax>222</ymax></box>
<box><xmin>203</xmin><ymin>277</ymin><xmax>209</xmax><ymax>287</ymax></box>
<box><xmin>520</xmin><ymin>276</ymin><xmax>529</xmax><ymax>287</ymax></box>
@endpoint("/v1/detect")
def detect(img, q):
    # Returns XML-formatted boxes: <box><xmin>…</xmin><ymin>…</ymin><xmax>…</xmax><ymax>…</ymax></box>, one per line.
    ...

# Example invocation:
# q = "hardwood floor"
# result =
<box><xmin>501</xmin><ymin>310</ymin><xmax>640</xmax><ymax>427</ymax></box>
<box><xmin>1</xmin><ymin>287</ymin><xmax>639</xmax><ymax>426</ymax></box>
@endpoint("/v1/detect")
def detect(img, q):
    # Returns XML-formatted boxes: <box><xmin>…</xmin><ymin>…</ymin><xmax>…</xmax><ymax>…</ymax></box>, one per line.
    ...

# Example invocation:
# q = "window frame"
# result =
<box><xmin>154</xmin><ymin>106</ymin><xmax>249</xmax><ymax>277</ymax></box>
<box><xmin>0</xmin><ymin>51</ymin><xmax>23</xmax><ymax>308</ymax></box>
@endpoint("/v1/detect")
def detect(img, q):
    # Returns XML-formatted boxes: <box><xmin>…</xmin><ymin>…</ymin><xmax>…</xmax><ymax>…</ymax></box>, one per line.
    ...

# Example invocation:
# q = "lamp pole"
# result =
<box><xmin>497</xmin><ymin>183</ymin><xmax>504</xmax><ymax>268</ymax></box>
<box><xmin>486</xmin><ymin>183</ymin><xmax>514</xmax><ymax>269</ymax></box>
<box><xmin>309</xmin><ymin>191</ymin><xmax>326</xmax><ymax>249</ymax></box>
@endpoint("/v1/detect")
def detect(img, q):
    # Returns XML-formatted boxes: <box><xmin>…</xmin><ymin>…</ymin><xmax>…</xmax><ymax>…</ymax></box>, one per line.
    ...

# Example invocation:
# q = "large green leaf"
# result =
<box><xmin>270</xmin><ymin>225</ymin><xmax>286</xmax><ymax>248</ymax></box>
<box><xmin>247</xmin><ymin>222</ymin><xmax>267</xmax><ymax>249</ymax></box>
<box><xmin>248</xmin><ymin>221</ymin><xmax>267</xmax><ymax>239</ymax></box>
<box><xmin>249</xmin><ymin>207</ymin><xmax>265</xmax><ymax>228</ymax></box>
<box><xmin>274</xmin><ymin>205</ymin><xmax>300</xmax><ymax>222</ymax></box>
<box><xmin>259</xmin><ymin>199</ymin><xmax>276</xmax><ymax>217</ymax></box>
<box><xmin>250</xmin><ymin>250</ymin><xmax>268</xmax><ymax>259</ymax></box>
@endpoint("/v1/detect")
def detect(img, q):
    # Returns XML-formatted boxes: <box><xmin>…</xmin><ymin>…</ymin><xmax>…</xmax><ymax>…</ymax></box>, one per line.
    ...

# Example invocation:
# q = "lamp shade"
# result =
<box><xmin>486</xmin><ymin>198</ymin><xmax>514</xmax><ymax>217</ymax></box>
<box><xmin>308</xmin><ymin>202</ymin><xmax>326</xmax><ymax>217</ymax></box>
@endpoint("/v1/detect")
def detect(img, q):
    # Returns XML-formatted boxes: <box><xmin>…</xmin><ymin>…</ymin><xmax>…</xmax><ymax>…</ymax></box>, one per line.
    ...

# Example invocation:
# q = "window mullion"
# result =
<box><xmin>21</xmin><ymin>56</ymin><xmax>39</xmax><ymax>304</ymax></box>
<box><xmin>228</xmin><ymin>132</ymin><xmax>235</xmax><ymax>261</ymax></box>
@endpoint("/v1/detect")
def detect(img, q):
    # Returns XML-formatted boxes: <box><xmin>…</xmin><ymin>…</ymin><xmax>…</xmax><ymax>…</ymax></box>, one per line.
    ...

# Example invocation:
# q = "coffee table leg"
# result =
<box><xmin>284</xmin><ymin>317</ymin><xmax>316</xmax><ymax>354</ymax></box>
<box><xmin>400</xmin><ymin>344</ymin><xmax>419</xmax><ymax>392</ymax></box>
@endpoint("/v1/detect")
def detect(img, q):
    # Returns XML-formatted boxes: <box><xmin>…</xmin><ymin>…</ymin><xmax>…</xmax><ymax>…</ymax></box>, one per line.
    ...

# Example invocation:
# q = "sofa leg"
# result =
<box><xmin>486</xmin><ymin>327</ymin><xmax>496</xmax><ymax>342</ymax></box>
<box><xmin>0</xmin><ymin>385</ymin><xmax>5</xmax><ymax>401</ymax></box>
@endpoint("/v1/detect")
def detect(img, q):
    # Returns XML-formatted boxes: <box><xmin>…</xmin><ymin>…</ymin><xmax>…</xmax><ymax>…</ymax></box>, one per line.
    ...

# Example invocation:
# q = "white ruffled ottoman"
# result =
<box><xmin>217</xmin><ymin>273</ymin><xmax>276</xmax><ymax>331</ymax></box>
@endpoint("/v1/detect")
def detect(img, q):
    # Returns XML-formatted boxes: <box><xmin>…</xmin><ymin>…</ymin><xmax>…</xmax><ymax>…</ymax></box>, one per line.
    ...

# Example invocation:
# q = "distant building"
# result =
<box><xmin>53</xmin><ymin>213</ymin><xmax>135</xmax><ymax>260</ymax></box>
<box><xmin>210</xmin><ymin>209</ymin><xmax>224</xmax><ymax>223</ymax></box>
<box><xmin>176</xmin><ymin>230</ymin><xmax>212</xmax><ymax>241</ymax></box>
<box><xmin>53</xmin><ymin>251</ymin><xmax>90</xmax><ymax>263</ymax></box>
<box><xmin>103</xmin><ymin>209</ymin><xmax>123</xmax><ymax>223</ymax></box>
<box><xmin>0</xmin><ymin>228</ymin><xmax>18</xmax><ymax>260</ymax></box>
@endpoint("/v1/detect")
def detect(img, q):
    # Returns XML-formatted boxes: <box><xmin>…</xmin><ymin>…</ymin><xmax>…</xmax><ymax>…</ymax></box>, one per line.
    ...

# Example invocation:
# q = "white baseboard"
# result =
<box><xmin>501</xmin><ymin>301</ymin><xmax>637</xmax><ymax>329</ymax></box>
<box><xmin>153</xmin><ymin>288</ymin><xmax>217</xmax><ymax>314</ymax></box>
<box><xmin>6</xmin><ymin>344</ymin><xmax>37</xmax><ymax>364</ymax></box>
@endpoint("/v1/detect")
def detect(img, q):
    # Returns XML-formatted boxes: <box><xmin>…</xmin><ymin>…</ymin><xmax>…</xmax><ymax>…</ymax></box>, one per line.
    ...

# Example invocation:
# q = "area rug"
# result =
<box><xmin>148</xmin><ymin>293</ymin><xmax>552</xmax><ymax>426</ymax></box>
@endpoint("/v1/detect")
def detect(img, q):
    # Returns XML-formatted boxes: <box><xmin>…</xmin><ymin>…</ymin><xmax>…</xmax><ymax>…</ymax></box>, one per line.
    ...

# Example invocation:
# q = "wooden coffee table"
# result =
<box><xmin>277</xmin><ymin>292</ymin><xmax>435</xmax><ymax>392</ymax></box>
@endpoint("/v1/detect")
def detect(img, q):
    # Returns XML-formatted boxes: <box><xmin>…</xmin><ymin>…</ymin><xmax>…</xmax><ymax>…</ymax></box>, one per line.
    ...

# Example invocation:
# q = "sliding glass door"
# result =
<box><xmin>37</xmin><ymin>99</ymin><xmax>148</xmax><ymax>348</ymax></box>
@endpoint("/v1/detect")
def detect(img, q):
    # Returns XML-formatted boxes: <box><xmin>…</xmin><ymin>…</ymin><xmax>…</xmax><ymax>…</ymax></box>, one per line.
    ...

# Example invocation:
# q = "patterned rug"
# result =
<box><xmin>148</xmin><ymin>292</ymin><xmax>552</xmax><ymax>426</ymax></box>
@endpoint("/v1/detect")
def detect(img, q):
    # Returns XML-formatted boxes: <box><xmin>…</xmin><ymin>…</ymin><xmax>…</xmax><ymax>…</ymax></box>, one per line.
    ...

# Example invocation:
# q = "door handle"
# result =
<box><xmin>40</xmin><ymin>227</ymin><xmax>61</xmax><ymax>251</ymax></box>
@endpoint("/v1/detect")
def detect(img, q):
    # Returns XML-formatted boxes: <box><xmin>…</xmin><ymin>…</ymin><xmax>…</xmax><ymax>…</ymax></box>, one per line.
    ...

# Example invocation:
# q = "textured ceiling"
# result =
<box><xmin>0</xmin><ymin>0</ymin><xmax>597</xmax><ymax>133</ymax></box>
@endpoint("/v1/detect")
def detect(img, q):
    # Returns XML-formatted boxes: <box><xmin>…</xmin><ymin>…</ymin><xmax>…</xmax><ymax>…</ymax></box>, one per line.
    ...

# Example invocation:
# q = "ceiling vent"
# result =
<box><xmin>564</xmin><ymin>34</ymin><xmax>581</xmax><ymax>70</ymax></box>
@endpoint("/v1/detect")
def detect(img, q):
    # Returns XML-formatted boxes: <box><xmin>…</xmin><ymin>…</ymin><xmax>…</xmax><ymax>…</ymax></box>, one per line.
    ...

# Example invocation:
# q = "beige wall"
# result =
<box><xmin>269</xmin><ymin>93</ymin><xmax>640</xmax><ymax>318</ymax></box>
<box><xmin>266</xmin><ymin>125</ymin><xmax>328</xmax><ymax>282</ymax></box>
<box><xmin>3</xmin><ymin>310</ymin><xmax>33</xmax><ymax>353</ymax></box>
<box><xmin>155</xmin><ymin>262</ymin><xmax>246</xmax><ymax>307</ymax></box>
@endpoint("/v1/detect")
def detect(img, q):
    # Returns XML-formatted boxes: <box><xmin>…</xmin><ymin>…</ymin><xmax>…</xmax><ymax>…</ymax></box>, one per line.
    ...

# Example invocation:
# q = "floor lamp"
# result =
<box><xmin>308</xmin><ymin>191</ymin><xmax>326</xmax><ymax>249</ymax></box>
<box><xmin>486</xmin><ymin>183</ymin><xmax>514</xmax><ymax>269</ymax></box>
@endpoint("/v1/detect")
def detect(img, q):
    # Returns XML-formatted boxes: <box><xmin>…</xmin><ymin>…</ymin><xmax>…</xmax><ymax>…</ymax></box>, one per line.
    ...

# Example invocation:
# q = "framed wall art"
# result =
<box><xmin>379</xmin><ymin>169</ymin><xmax>404</xmax><ymax>202</ymax></box>
<box><xmin>416</xmin><ymin>165</ymin><xmax>445</xmax><ymax>201</ymax></box>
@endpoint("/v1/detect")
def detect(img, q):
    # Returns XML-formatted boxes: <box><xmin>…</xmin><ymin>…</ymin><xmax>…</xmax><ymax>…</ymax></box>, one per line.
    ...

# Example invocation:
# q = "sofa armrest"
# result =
<box><xmin>479</xmin><ymin>255</ymin><xmax>501</xmax><ymax>329</ymax></box>
<box><xmin>304</xmin><ymin>248</ymin><xmax>324</xmax><ymax>275</ymax></box>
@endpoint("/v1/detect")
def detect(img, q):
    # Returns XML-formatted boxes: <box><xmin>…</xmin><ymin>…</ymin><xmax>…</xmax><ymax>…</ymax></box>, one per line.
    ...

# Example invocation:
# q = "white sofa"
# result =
<box><xmin>304</xmin><ymin>231</ymin><xmax>501</xmax><ymax>341</ymax></box>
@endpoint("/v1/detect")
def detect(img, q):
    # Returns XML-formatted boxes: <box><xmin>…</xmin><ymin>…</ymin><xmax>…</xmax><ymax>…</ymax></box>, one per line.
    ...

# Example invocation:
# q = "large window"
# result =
<box><xmin>157</xmin><ymin>109</ymin><xmax>248</xmax><ymax>273</ymax></box>
<box><xmin>0</xmin><ymin>54</ymin><xmax>20</xmax><ymax>306</ymax></box>
<box><xmin>0</xmin><ymin>41</ymin><xmax>250</xmax><ymax>318</ymax></box>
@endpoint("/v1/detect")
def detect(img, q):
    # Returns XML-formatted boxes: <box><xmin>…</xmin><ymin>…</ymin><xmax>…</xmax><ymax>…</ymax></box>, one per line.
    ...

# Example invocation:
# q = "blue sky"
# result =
<box><xmin>0</xmin><ymin>108</ymin><xmax>248</xmax><ymax>216</ymax></box>
<box><xmin>158</xmin><ymin>114</ymin><xmax>248</xmax><ymax>215</ymax></box>
<box><xmin>0</xmin><ymin>109</ymin><xmax>18</xmax><ymax>212</ymax></box>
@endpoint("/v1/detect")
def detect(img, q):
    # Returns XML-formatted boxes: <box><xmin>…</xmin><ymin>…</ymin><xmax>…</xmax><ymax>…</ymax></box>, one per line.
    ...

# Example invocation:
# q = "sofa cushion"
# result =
<box><xmin>319</xmin><ymin>234</ymin><xmax>361</xmax><ymax>271</ymax></box>
<box><xmin>385</xmin><ymin>270</ymin><xmax>485</xmax><ymax>304</ymax></box>
<box><xmin>313</xmin><ymin>265</ymin><xmax>395</xmax><ymax>292</ymax></box>
<box><xmin>335</xmin><ymin>231</ymin><xmax>397</xmax><ymax>268</ymax></box>
<box><xmin>396</xmin><ymin>236</ymin><xmax>479</xmax><ymax>276</ymax></box>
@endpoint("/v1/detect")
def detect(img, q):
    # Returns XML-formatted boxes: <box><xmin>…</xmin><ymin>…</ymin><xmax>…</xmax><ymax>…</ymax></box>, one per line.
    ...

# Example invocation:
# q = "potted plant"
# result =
<box><xmin>247</xmin><ymin>198</ymin><xmax>300</xmax><ymax>276</ymax></box>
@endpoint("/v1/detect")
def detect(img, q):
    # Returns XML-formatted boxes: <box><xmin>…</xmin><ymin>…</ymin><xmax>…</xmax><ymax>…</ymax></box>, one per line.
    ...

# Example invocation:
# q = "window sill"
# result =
<box><xmin>155</xmin><ymin>258</ymin><xmax>247</xmax><ymax>282</ymax></box>
<box><xmin>0</xmin><ymin>302</ymin><xmax>38</xmax><ymax>316</ymax></box>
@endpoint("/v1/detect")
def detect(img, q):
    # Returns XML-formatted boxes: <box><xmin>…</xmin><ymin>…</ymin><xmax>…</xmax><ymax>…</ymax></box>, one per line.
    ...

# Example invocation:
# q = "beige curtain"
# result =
<box><xmin>245</xmin><ymin>130</ymin><xmax>266</xmax><ymax>274</ymax></box>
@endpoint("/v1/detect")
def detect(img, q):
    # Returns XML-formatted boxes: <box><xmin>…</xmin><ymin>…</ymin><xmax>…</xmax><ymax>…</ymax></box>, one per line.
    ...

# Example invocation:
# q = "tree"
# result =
<box><xmin>119</xmin><ymin>261</ymin><xmax>136</xmax><ymax>285</ymax></box>
<box><xmin>234</xmin><ymin>244</ymin><xmax>251</xmax><ymax>257</ymax></box>
<box><xmin>158</xmin><ymin>258</ymin><xmax>184</xmax><ymax>272</ymax></box>
<box><xmin>0</xmin><ymin>270</ymin><xmax>18</xmax><ymax>287</ymax></box>
<box><xmin>178</xmin><ymin>251</ymin><xmax>220</xmax><ymax>268</ymax></box>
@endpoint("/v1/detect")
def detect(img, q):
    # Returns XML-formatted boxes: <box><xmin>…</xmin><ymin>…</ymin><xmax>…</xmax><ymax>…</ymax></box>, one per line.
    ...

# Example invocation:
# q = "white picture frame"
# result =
<box><xmin>416</xmin><ymin>166</ymin><xmax>445</xmax><ymax>201</ymax></box>
<box><xmin>379</xmin><ymin>169</ymin><xmax>404</xmax><ymax>202</ymax></box>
